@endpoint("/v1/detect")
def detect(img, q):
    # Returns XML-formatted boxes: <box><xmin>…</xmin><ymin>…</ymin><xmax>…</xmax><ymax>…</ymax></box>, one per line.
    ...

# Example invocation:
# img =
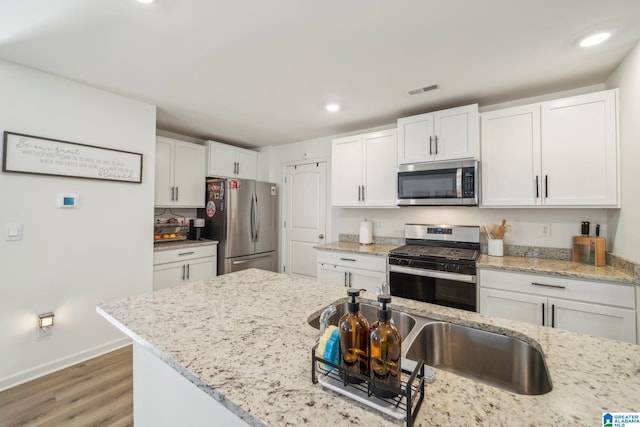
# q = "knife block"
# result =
<box><xmin>572</xmin><ymin>236</ymin><xmax>606</xmax><ymax>267</ymax></box>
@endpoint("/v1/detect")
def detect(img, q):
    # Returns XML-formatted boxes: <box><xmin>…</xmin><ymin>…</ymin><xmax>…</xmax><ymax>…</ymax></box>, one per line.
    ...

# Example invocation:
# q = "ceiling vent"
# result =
<box><xmin>407</xmin><ymin>84</ymin><xmax>439</xmax><ymax>96</ymax></box>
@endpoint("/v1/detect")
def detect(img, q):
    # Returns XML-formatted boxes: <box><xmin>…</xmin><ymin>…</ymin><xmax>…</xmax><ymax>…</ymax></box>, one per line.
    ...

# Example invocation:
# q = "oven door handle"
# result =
<box><xmin>389</xmin><ymin>264</ymin><xmax>476</xmax><ymax>284</ymax></box>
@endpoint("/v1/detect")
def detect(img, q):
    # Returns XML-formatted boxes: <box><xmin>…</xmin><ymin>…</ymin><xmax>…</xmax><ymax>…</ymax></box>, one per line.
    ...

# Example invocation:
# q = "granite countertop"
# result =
<box><xmin>153</xmin><ymin>239</ymin><xmax>219</xmax><ymax>252</ymax></box>
<box><xmin>315</xmin><ymin>241</ymin><xmax>399</xmax><ymax>257</ymax></box>
<box><xmin>97</xmin><ymin>269</ymin><xmax>640</xmax><ymax>426</ymax></box>
<box><xmin>478</xmin><ymin>255</ymin><xmax>638</xmax><ymax>285</ymax></box>
<box><xmin>316</xmin><ymin>240</ymin><xmax>638</xmax><ymax>284</ymax></box>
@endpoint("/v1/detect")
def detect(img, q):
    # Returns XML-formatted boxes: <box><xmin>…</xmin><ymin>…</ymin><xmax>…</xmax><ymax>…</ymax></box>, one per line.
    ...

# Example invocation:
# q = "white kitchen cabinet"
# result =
<box><xmin>316</xmin><ymin>250</ymin><xmax>387</xmax><ymax>294</ymax></box>
<box><xmin>153</xmin><ymin>244</ymin><xmax>217</xmax><ymax>291</ymax></box>
<box><xmin>480</xmin><ymin>104</ymin><xmax>541</xmax><ymax>206</ymax></box>
<box><xmin>206</xmin><ymin>140</ymin><xmax>258</xmax><ymax>180</ymax></box>
<box><xmin>155</xmin><ymin>137</ymin><xmax>206</xmax><ymax>207</ymax></box>
<box><xmin>479</xmin><ymin>269</ymin><xmax>636</xmax><ymax>343</ymax></box>
<box><xmin>331</xmin><ymin>129</ymin><xmax>397</xmax><ymax>207</ymax></box>
<box><xmin>480</xmin><ymin>89</ymin><xmax>619</xmax><ymax>207</ymax></box>
<box><xmin>397</xmin><ymin>104</ymin><xmax>478</xmax><ymax>164</ymax></box>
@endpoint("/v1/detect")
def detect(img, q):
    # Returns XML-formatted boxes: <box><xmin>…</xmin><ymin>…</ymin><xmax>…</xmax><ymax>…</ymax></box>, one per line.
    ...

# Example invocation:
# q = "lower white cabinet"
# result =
<box><xmin>479</xmin><ymin>269</ymin><xmax>636</xmax><ymax>343</ymax></box>
<box><xmin>153</xmin><ymin>244</ymin><xmax>217</xmax><ymax>291</ymax></box>
<box><xmin>316</xmin><ymin>250</ymin><xmax>386</xmax><ymax>294</ymax></box>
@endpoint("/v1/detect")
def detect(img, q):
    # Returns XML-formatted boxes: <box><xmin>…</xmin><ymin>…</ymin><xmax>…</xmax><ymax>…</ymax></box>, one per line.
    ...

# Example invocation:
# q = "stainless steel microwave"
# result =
<box><xmin>397</xmin><ymin>160</ymin><xmax>479</xmax><ymax>206</ymax></box>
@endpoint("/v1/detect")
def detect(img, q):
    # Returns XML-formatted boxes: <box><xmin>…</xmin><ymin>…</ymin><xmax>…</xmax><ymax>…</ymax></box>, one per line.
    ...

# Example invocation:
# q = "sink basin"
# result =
<box><xmin>405</xmin><ymin>322</ymin><xmax>552</xmax><ymax>395</ymax></box>
<box><xmin>309</xmin><ymin>303</ymin><xmax>416</xmax><ymax>341</ymax></box>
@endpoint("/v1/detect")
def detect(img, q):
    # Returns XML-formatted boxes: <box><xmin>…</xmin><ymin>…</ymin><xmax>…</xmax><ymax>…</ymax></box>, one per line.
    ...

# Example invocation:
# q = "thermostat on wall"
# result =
<box><xmin>56</xmin><ymin>194</ymin><xmax>79</xmax><ymax>208</ymax></box>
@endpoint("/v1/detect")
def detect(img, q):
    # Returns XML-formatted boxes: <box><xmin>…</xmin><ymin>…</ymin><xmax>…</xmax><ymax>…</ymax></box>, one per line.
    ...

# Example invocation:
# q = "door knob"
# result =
<box><xmin>318</xmin><ymin>234</ymin><xmax>324</xmax><ymax>239</ymax></box>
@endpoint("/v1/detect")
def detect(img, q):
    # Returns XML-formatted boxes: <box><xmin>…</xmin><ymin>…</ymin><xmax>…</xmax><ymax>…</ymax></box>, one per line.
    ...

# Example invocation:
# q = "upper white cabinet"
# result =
<box><xmin>397</xmin><ymin>104</ymin><xmax>478</xmax><ymax>164</ymax></box>
<box><xmin>481</xmin><ymin>89</ymin><xmax>619</xmax><ymax>207</ymax></box>
<box><xmin>332</xmin><ymin>129</ymin><xmax>397</xmax><ymax>207</ymax></box>
<box><xmin>155</xmin><ymin>136</ymin><xmax>205</xmax><ymax>207</ymax></box>
<box><xmin>206</xmin><ymin>140</ymin><xmax>258</xmax><ymax>180</ymax></box>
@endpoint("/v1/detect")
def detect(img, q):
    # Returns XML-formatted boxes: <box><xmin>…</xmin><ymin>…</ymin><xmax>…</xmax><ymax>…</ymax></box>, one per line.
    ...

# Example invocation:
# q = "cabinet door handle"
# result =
<box><xmin>186</xmin><ymin>263</ymin><xmax>190</xmax><ymax>279</ymax></box>
<box><xmin>531</xmin><ymin>282</ymin><xmax>566</xmax><ymax>290</ymax></box>
<box><xmin>545</xmin><ymin>175</ymin><xmax>549</xmax><ymax>198</ymax></box>
<box><xmin>175</xmin><ymin>186</ymin><xmax>179</xmax><ymax>201</ymax></box>
<box><xmin>237</xmin><ymin>162</ymin><xmax>240</xmax><ymax>175</ymax></box>
<box><xmin>535</xmin><ymin>175</ymin><xmax>539</xmax><ymax>198</ymax></box>
<box><xmin>541</xmin><ymin>302</ymin><xmax>545</xmax><ymax>326</ymax></box>
<box><xmin>344</xmin><ymin>271</ymin><xmax>348</xmax><ymax>287</ymax></box>
<box><xmin>171</xmin><ymin>187</ymin><xmax>175</xmax><ymax>201</ymax></box>
<box><xmin>348</xmin><ymin>272</ymin><xmax>352</xmax><ymax>287</ymax></box>
<box><xmin>340</xmin><ymin>257</ymin><xmax>356</xmax><ymax>262</ymax></box>
<box><xmin>429</xmin><ymin>136</ymin><xmax>433</xmax><ymax>155</ymax></box>
<box><xmin>434</xmin><ymin>135</ymin><xmax>438</xmax><ymax>155</ymax></box>
<box><xmin>361</xmin><ymin>185</ymin><xmax>365</xmax><ymax>202</ymax></box>
<box><xmin>182</xmin><ymin>264</ymin><xmax>186</xmax><ymax>280</ymax></box>
<box><xmin>357</xmin><ymin>186</ymin><xmax>361</xmax><ymax>201</ymax></box>
<box><xmin>551</xmin><ymin>304</ymin><xmax>556</xmax><ymax>328</ymax></box>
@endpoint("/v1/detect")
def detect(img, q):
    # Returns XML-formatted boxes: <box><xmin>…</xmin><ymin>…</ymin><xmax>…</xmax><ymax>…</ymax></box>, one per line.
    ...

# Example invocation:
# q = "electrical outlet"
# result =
<box><xmin>540</xmin><ymin>223</ymin><xmax>551</xmax><ymax>237</ymax></box>
<box><xmin>377</xmin><ymin>220</ymin><xmax>383</xmax><ymax>229</ymax></box>
<box><xmin>37</xmin><ymin>325</ymin><xmax>52</xmax><ymax>338</ymax></box>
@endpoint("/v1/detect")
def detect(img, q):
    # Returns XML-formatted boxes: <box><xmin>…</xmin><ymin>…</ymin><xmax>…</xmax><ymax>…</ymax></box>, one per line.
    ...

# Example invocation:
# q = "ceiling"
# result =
<box><xmin>1</xmin><ymin>1</ymin><xmax>639</xmax><ymax>148</ymax></box>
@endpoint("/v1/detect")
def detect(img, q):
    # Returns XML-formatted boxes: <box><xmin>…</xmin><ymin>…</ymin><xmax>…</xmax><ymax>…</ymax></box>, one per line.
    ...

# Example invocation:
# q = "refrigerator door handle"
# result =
<box><xmin>254</xmin><ymin>193</ymin><xmax>260</xmax><ymax>241</ymax></box>
<box><xmin>250</xmin><ymin>193</ymin><xmax>256</xmax><ymax>242</ymax></box>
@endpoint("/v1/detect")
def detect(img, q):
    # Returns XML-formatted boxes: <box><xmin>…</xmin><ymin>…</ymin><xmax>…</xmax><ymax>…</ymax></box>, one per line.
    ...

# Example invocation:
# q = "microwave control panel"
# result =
<box><xmin>462</xmin><ymin>168</ymin><xmax>475</xmax><ymax>198</ymax></box>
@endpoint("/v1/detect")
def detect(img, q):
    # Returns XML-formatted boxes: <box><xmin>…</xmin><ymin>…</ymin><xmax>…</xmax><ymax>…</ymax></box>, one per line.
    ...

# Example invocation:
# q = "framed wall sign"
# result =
<box><xmin>2</xmin><ymin>131</ymin><xmax>143</xmax><ymax>183</ymax></box>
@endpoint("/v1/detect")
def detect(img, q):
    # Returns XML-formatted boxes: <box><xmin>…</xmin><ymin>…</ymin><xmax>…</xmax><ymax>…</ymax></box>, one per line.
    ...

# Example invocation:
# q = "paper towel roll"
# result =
<box><xmin>359</xmin><ymin>221</ymin><xmax>373</xmax><ymax>245</ymax></box>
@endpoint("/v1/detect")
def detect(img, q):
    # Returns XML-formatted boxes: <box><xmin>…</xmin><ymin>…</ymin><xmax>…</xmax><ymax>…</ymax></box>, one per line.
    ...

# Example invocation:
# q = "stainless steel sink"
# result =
<box><xmin>308</xmin><ymin>303</ymin><xmax>416</xmax><ymax>341</ymax></box>
<box><xmin>404</xmin><ymin>322</ymin><xmax>553</xmax><ymax>395</ymax></box>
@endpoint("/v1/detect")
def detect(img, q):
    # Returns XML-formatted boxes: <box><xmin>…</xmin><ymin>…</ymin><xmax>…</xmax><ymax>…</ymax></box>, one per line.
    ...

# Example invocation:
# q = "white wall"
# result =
<box><xmin>606</xmin><ymin>41</ymin><xmax>640</xmax><ymax>263</ymax></box>
<box><xmin>0</xmin><ymin>60</ymin><xmax>156</xmax><ymax>390</ymax></box>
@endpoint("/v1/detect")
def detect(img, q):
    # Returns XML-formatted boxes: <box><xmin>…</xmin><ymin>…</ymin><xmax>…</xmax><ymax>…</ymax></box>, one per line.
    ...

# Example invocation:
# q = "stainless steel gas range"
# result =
<box><xmin>388</xmin><ymin>224</ymin><xmax>480</xmax><ymax>312</ymax></box>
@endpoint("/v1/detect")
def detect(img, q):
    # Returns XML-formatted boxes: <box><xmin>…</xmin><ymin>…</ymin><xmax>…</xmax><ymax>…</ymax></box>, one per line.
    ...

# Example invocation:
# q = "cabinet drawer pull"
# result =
<box><xmin>531</xmin><ymin>282</ymin><xmax>566</xmax><ymax>290</ymax></box>
<box><xmin>179</xmin><ymin>251</ymin><xmax>195</xmax><ymax>256</ymax></box>
<box><xmin>339</xmin><ymin>257</ymin><xmax>356</xmax><ymax>262</ymax></box>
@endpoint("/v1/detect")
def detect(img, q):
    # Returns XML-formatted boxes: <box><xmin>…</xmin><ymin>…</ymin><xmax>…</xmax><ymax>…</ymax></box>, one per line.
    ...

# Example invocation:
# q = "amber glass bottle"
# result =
<box><xmin>338</xmin><ymin>289</ymin><xmax>370</xmax><ymax>383</ymax></box>
<box><xmin>370</xmin><ymin>294</ymin><xmax>401</xmax><ymax>397</ymax></box>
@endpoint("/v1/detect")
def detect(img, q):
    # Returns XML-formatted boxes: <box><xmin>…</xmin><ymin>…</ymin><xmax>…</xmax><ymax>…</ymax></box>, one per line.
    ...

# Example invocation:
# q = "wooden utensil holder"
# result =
<box><xmin>572</xmin><ymin>236</ymin><xmax>606</xmax><ymax>267</ymax></box>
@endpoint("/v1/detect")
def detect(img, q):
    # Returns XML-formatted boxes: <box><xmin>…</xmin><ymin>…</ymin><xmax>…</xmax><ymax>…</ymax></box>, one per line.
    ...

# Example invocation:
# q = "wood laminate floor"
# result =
<box><xmin>0</xmin><ymin>346</ymin><xmax>133</xmax><ymax>427</ymax></box>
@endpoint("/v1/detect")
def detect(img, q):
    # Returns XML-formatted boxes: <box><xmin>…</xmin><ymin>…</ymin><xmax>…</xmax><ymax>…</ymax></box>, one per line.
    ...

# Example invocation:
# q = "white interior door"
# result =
<box><xmin>284</xmin><ymin>162</ymin><xmax>327</xmax><ymax>278</ymax></box>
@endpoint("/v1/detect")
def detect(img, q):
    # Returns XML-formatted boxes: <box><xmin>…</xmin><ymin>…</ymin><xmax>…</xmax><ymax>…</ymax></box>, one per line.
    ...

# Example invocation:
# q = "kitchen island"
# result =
<box><xmin>97</xmin><ymin>269</ymin><xmax>639</xmax><ymax>426</ymax></box>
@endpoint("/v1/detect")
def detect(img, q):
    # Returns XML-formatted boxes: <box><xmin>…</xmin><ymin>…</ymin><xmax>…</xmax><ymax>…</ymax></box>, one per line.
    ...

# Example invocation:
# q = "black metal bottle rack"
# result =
<box><xmin>311</xmin><ymin>342</ymin><xmax>425</xmax><ymax>427</ymax></box>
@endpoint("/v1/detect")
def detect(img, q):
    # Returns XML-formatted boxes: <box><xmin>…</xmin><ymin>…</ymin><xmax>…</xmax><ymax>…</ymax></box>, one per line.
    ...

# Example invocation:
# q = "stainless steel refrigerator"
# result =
<box><xmin>198</xmin><ymin>178</ymin><xmax>278</xmax><ymax>275</ymax></box>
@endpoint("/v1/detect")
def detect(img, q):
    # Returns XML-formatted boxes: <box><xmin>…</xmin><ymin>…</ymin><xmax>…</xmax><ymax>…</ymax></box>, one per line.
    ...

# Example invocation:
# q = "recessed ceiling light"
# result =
<box><xmin>136</xmin><ymin>0</ymin><xmax>157</xmax><ymax>4</ymax></box>
<box><xmin>578</xmin><ymin>31</ymin><xmax>611</xmax><ymax>48</ymax></box>
<box><xmin>326</xmin><ymin>103</ymin><xmax>341</xmax><ymax>112</ymax></box>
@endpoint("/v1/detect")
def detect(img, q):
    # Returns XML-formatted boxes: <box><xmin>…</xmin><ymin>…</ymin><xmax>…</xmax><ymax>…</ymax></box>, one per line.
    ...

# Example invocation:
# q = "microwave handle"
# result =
<box><xmin>456</xmin><ymin>167</ymin><xmax>463</xmax><ymax>198</ymax></box>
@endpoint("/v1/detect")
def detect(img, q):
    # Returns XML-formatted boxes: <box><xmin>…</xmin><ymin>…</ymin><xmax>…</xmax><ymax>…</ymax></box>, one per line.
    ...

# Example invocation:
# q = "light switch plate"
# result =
<box><xmin>6</xmin><ymin>223</ymin><xmax>22</xmax><ymax>241</ymax></box>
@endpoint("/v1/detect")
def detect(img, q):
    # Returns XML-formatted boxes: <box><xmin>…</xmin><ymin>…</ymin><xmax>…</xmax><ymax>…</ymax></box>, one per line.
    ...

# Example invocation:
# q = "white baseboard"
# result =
<box><xmin>0</xmin><ymin>337</ymin><xmax>132</xmax><ymax>392</ymax></box>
